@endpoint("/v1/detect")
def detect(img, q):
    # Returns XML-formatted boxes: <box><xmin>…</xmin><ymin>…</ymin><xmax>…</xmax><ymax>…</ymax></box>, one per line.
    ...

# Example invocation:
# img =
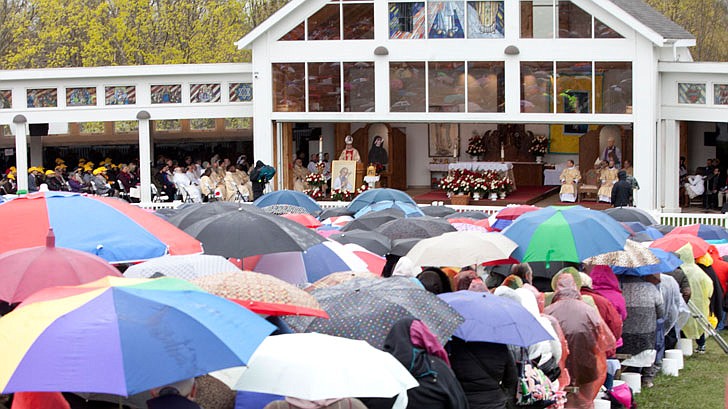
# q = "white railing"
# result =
<box><xmin>659</xmin><ymin>212</ymin><xmax>727</xmax><ymax>227</ymax></box>
<box><xmin>132</xmin><ymin>201</ymin><xmax>182</xmax><ymax>210</ymax></box>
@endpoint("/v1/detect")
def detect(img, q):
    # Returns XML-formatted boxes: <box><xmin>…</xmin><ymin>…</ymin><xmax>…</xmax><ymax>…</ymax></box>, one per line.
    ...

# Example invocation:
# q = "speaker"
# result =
<box><xmin>29</xmin><ymin>123</ymin><xmax>49</xmax><ymax>136</ymax></box>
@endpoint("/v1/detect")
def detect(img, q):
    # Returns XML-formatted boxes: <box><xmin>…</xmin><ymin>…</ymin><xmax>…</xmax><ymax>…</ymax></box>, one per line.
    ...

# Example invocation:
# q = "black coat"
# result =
<box><xmin>448</xmin><ymin>338</ymin><xmax>518</xmax><ymax>409</ymax></box>
<box><xmin>611</xmin><ymin>171</ymin><xmax>632</xmax><ymax>207</ymax></box>
<box><xmin>361</xmin><ymin>319</ymin><xmax>469</xmax><ymax>409</ymax></box>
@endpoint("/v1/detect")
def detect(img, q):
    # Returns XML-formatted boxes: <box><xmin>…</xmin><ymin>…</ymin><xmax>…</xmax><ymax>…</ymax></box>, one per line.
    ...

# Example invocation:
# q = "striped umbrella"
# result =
<box><xmin>668</xmin><ymin>224</ymin><xmax>728</xmax><ymax>242</ymax></box>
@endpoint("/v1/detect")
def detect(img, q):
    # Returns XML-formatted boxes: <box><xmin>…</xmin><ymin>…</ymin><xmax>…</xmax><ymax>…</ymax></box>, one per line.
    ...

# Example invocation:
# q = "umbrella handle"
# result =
<box><xmin>545</xmin><ymin>249</ymin><xmax>553</xmax><ymax>270</ymax></box>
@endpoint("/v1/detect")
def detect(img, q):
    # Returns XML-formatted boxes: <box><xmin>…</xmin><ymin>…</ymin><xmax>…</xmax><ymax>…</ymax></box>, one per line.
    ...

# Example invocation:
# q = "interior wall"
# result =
<box><xmin>686</xmin><ymin>122</ymin><xmax>717</xmax><ymax>173</ymax></box>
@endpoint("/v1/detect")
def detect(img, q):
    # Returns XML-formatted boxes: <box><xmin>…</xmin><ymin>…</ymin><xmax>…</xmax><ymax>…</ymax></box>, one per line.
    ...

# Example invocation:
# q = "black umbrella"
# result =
<box><xmin>420</xmin><ymin>205</ymin><xmax>457</xmax><ymax>217</ymax></box>
<box><xmin>389</xmin><ymin>238</ymin><xmax>423</xmax><ymax>256</ymax></box>
<box><xmin>375</xmin><ymin>217</ymin><xmax>457</xmax><ymax>240</ymax></box>
<box><xmin>184</xmin><ymin>209</ymin><xmax>326</xmax><ymax>258</ymax></box>
<box><xmin>155</xmin><ymin>207</ymin><xmax>179</xmax><ymax>218</ymax></box>
<box><xmin>445</xmin><ymin>211</ymin><xmax>489</xmax><ymax>220</ymax></box>
<box><xmin>330</xmin><ymin>230</ymin><xmax>392</xmax><ymax>256</ymax></box>
<box><xmin>340</xmin><ymin>208</ymin><xmax>405</xmax><ymax>232</ymax></box>
<box><xmin>652</xmin><ymin>224</ymin><xmax>675</xmax><ymax>235</ymax></box>
<box><xmin>168</xmin><ymin>202</ymin><xmax>265</xmax><ymax>230</ymax></box>
<box><xmin>318</xmin><ymin>207</ymin><xmax>355</xmax><ymax>220</ymax></box>
<box><xmin>603</xmin><ymin>207</ymin><xmax>657</xmax><ymax>225</ymax></box>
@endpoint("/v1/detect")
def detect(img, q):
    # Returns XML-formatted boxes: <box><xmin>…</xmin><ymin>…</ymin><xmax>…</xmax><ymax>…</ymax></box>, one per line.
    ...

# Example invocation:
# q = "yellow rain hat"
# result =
<box><xmin>45</xmin><ymin>170</ymin><xmax>55</xmax><ymax>176</ymax></box>
<box><xmin>93</xmin><ymin>166</ymin><xmax>107</xmax><ymax>175</ymax></box>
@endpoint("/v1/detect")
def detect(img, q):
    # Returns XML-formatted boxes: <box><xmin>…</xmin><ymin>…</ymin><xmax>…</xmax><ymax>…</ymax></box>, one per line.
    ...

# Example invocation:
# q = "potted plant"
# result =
<box><xmin>465</xmin><ymin>132</ymin><xmax>487</xmax><ymax>161</ymax></box>
<box><xmin>528</xmin><ymin>135</ymin><xmax>549</xmax><ymax>164</ymax></box>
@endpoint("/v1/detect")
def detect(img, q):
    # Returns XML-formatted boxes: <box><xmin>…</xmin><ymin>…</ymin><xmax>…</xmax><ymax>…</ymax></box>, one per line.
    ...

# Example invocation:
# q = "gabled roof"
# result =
<box><xmin>236</xmin><ymin>0</ymin><xmax>323</xmax><ymax>50</ymax></box>
<box><xmin>609</xmin><ymin>0</ymin><xmax>695</xmax><ymax>41</ymax></box>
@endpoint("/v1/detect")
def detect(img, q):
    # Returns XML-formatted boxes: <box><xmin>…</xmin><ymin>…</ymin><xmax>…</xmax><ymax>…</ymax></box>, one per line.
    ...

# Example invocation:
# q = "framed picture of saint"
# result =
<box><xmin>331</xmin><ymin>160</ymin><xmax>357</xmax><ymax>193</ymax></box>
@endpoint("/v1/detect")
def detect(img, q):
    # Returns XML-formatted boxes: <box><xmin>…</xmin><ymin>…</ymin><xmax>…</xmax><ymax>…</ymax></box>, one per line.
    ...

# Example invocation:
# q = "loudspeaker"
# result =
<box><xmin>28</xmin><ymin>123</ymin><xmax>49</xmax><ymax>136</ymax></box>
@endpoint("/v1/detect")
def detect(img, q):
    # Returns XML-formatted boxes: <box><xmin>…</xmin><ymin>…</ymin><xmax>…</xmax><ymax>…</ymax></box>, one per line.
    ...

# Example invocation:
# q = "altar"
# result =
<box><xmin>428</xmin><ymin>162</ymin><xmax>518</xmax><ymax>191</ymax></box>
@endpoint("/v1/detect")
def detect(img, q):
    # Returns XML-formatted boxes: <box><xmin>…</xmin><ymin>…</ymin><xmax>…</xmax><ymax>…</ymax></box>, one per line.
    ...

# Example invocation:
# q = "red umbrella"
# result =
<box><xmin>495</xmin><ymin>205</ymin><xmax>541</xmax><ymax>220</ymax></box>
<box><xmin>0</xmin><ymin>229</ymin><xmax>122</xmax><ymax>303</ymax></box>
<box><xmin>280</xmin><ymin>213</ymin><xmax>322</xmax><ymax>229</ymax></box>
<box><xmin>342</xmin><ymin>244</ymin><xmax>385</xmax><ymax>276</ymax></box>
<box><xmin>650</xmin><ymin>234</ymin><xmax>711</xmax><ymax>258</ymax></box>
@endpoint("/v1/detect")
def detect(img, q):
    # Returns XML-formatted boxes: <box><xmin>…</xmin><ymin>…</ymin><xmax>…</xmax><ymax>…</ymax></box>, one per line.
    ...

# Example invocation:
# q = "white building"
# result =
<box><xmin>1</xmin><ymin>0</ymin><xmax>726</xmax><ymax>212</ymax></box>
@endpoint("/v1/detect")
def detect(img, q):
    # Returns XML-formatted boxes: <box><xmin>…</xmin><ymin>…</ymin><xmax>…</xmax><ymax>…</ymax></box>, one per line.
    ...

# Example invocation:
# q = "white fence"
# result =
<box><xmin>659</xmin><ymin>212</ymin><xmax>727</xmax><ymax>227</ymax></box>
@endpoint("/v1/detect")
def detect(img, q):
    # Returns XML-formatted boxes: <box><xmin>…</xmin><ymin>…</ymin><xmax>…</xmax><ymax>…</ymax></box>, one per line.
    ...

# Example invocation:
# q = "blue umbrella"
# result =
<box><xmin>612</xmin><ymin>248</ymin><xmax>683</xmax><ymax>276</ymax></box>
<box><xmin>348</xmin><ymin>188</ymin><xmax>416</xmax><ymax>213</ymax></box>
<box><xmin>353</xmin><ymin>200</ymin><xmax>424</xmax><ymax>219</ymax></box>
<box><xmin>623</xmin><ymin>222</ymin><xmax>664</xmax><ymax>240</ymax></box>
<box><xmin>438</xmin><ymin>291</ymin><xmax>553</xmax><ymax>347</ymax></box>
<box><xmin>253</xmin><ymin>190</ymin><xmax>322</xmax><ymax>214</ymax></box>
<box><xmin>490</xmin><ymin>218</ymin><xmax>512</xmax><ymax>231</ymax></box>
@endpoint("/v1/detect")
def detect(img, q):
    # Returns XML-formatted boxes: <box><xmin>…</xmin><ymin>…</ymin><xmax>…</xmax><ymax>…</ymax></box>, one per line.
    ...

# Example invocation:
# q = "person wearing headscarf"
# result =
<box><xmin>545</xmin><ymin>267</ymin><xmax>596</xmax><ymax>309</ymax></box>
<box><xmin>579</xmin><ymin>273</ymin><xmax>623</xmax><ymax>356</ymax></box>
<box><xmin>292</xmin><ymin>158</ymin><xmax>309</xmax><ymax>192</ymax></box>
<box><xmin>368</xmin><ymin>135</ymin><xmax>388</xmax><ymax>169</ymax></box>
<box><xmin>544</xmin><ymin>273</ymin><xmax>615</xmax><ymax>409</ymax></box>
<box><xmin>361</xmin><ymin>318</ymin><xmax>468</xmax><ymax>409</ymax></box>
<box><xmin>454</xmin><ymin>269</ymin><xmax>478</xmax><ymax>291</ymax></box>
<box><xmin>676</xmin><ymin>244</ymin><xmax>714</xmax><ymax>354</ymax></box>
<box><xmin>589</xmin><ymin>266</ymin><xmax>627</xmax><ymax>321</ymax></box>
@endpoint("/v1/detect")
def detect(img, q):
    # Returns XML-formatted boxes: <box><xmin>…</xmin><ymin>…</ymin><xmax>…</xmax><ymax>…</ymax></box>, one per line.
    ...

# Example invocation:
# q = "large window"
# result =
<box><xmin>389</xmin><ymin>1</ymin><xmax>504</xmax><ymax>39</ymax></box>
<box><xmin>281</xmin><ymin>1</ymin><xmax>374</xmax><ymax>41</ymax></box>
<box><xmin>467</xmin><ymin>62</ymin><xmax>505</xmax><ymax>112</ymax></box>
<box><xmin>428</xmin><ymin>61</ymin><xmax>465</xmax><ymax>112</ymax></box>
<box><xmin>344</xmin><ymin>62</ymin><xmax>375</xmax><ymax>112</ymax></box>
<box><xmin>521</xmin><ymin>0</ymin><xmax>621</xmax><ymax>38</ymax></box>
<box><xmin>272</xmin><ymin>63</ymin><xmax>305</xmax><ymax>112</ymax></box>
<box><xmin>556</xmin><ymin>62</ymin><xmax>592</xmax><ymax>113</ymax></box>
<box><xmin>308</xmin><ymin>4</ymin><xmax>340</xmax><ymax>40</ymax></box>
<box><xmin>390</xmin><ymin>62</ymin><xmax>426</xmax><ymax>112</ymax></box>
<box><xmin>308</xmin><ymin>62</ymin><xmax>341</xmax><ymax>112</ymax></box>
<box><xmin>521</xmin><ymin>62</ymin><xmax>554</xmax><ymax>113</ymax></box>
<box><xmin>344</xmin><ymin>4</ymin><xmax>374</xmax><ymax>39</ymax></box>
<box><xmin>595</xmin><ymin>62</ymin><xmax>632</xmax><ymax>113</ymax></box>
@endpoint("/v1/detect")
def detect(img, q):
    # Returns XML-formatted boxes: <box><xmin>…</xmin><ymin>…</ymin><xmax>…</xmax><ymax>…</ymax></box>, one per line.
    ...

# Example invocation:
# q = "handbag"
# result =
<box><xmin>516</xmin><ymin>350</ymin><xmax>557</xmax><ymax>408</ymax></box>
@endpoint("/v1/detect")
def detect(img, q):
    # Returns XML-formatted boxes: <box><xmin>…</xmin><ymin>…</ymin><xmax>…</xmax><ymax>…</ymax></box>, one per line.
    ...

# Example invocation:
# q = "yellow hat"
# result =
<box><xmin>9</xmin><ymin>166</ymin><xmax>16</xmax><ymax>171</ymax></box>
<box><xmin>57</xmin><ymin>164</ymin><xmax>67</xmax><ymax>169</ymax></box>
<box><xmin>84</xmin><ymin>164</ymin><xmax>93</xmax><ymax>171</ymax></box>
<box><xmin>93</xmin><ymin>167</ymin><xmax>107</xmax><ymax>175</ymax></box>
<box><xmin>28</xmin><ymin>167</ymin><xmax>36</xmax><ymax>173</ymax></box>
<box><xmin>45</xmin><ymin>170</ymin><xmax>55</xmax><ymax>176</ymax></box>
<box><xmin>6</xmin><ymin>173</ymin><xmax>15</xmax><ymax>180</ymax></box>
<box><xmin>55</xmin><ymin>158</ymin><xmax>65</xmax><ymax>165</ymax></box>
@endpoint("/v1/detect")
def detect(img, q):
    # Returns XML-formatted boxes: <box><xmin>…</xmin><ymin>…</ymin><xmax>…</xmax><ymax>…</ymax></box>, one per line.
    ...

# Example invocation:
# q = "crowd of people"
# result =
<box><xmin>0</xmin><ymin>153</ymin><xmax>274</xmax><ymax>203</ymax></box>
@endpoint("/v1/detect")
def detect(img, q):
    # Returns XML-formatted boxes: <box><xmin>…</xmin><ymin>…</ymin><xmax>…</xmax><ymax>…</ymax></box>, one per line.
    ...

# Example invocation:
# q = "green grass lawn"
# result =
<box><xmin>635</xmin><ymin>336</ymin><xmax>727</xmax><ymax>409</ymax></box>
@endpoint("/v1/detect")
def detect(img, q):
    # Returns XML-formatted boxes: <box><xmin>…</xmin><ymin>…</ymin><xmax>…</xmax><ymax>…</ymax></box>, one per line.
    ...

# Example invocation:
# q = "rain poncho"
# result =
<box><xmin>545</xmin><ymin>268</ymin><xmax>596</xmax><ymax>309</ymax></box>
<box><xmin>544</xmin><ymin>274</ymin><xmax>615</xmax><ymax>409</ymax></box>
<box><xmin>676</xmin><ymin>244</ymin><xmax>714</xmax><ymax>339</ymax></box>
<box><xmin>589</xmin><ymin>265</ymin><xmax>627</xmax><ymax>320</ymax></box>
<box><xmin>659</xmin><ymin>274</ymin><xmax>690</xmax><ymax>335</ymax></box>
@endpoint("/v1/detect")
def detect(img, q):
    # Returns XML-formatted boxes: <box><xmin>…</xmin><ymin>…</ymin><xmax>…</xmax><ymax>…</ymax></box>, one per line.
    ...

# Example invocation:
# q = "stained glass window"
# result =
<box><xmin>467</xmin><ymin>2</ymin><xmax>505</xmax><ymax>38</ymax></box>
<box><xmin>428</xmin><ymin>1</ymin><xmax>466</xmax><ymax>39</ymax></box>
<box><xmin>678</xmin><ymin>83</ymin><xmax>706</xmax><ymax>104</ymax></box>
<box><xmin>389</xmin><ymin>2</ymin><xmax>426</xmax><ymax>39</ymax></box>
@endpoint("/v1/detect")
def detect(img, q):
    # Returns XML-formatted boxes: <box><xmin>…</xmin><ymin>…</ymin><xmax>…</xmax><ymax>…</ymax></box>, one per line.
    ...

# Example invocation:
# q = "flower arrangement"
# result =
<box><xmin>356</xmin><ymin>184</ymin><xmax>370</xmax><ymax>195</ymax></box>
<box><xmin>528</xmin><ymin>135</ymin><xmax>549</xmax><ymax>156</ymax></box>
<box><xmin>465</xmin><ymin>132</ymin><xmax>487</xmax><ymax>157</ymax></box>
<box><xmin>439</xmin><ymin>169</ymin><xmax>512</xmax><ymax>197</ymax></box>
<box><xmin>305</xmin><ymin>172</ymin><xmax>326</xmax><ymax>188</ymax></box>
<box><xmin>331</xmin><ymin>188</ymin><xmax>353</xmax><ymax>201</ymax></box>
<box><xmin>304</xmin><ymin>187</ymin><xmax>325</xmax><ymax>200</ymax></box>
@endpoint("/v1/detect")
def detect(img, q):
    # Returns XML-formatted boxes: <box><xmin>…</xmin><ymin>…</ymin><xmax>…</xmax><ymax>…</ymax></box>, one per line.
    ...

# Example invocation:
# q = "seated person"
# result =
<box><xmin>559</xmin><ymin>160</ymin><xmax>581</xmax><ymax>203</ymax></box>
<box><xmin>684</xmin><ymin>169</ymin><xmax>705</xmax><ymax>200</ymax></box>
<box><xmin>597</xmin><ymin>160</ymin><xmax>619</xmax><ymax>203</ymax></box>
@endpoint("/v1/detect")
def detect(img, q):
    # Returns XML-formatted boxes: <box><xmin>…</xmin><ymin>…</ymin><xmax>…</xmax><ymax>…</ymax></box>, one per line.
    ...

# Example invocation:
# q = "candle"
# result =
<box><xmin>500</xmin><ymin>143</ymin><xmax>505</xmax><ymax>160</ymax></box>
<box><xmin>318</xmin><ymin>136</ymin><xmax>323</xmax><ymax>163</ymax></box>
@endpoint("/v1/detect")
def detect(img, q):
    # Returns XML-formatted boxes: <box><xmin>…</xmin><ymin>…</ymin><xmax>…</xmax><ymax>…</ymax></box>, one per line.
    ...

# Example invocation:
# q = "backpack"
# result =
<box><xmin>258</xmin><ymin>165</ymin><xmax>276</xmax><ymax>182</ymax></box>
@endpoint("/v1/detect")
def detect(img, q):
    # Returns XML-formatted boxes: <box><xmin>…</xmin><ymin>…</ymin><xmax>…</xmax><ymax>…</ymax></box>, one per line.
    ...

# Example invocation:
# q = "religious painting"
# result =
<box><xmin>190</xmin><ymin>83</ymin><xmax>221</xmax><ymax>103</ymax></box>
<box><xmin>467</xmin><ymin>1</ymin><xmax>504</xmax><ymax>38</ymax></box>
<box><xmin>66</xmin><ymin>87</ymin><xmax>97</xmax><ymax>107</ymax></box>
<box><xmin>331</xmin><ymin>160</ymin><xmax>357</xmax><ymax>193</ymax></box>
<box><xmin>27</xmin><ymin>88</ymin><xmax>58</xmax><ymax>108</ymax></box>
<box><xmin>230</xmin><ymin>83</ymin><xmax>253</xmax><ymax>102</ymax></box>
<box><xmin>429</xmin><ymin>123</ymin><xmax>460</xmax><ymax>157</ymax></box>
<box><xmin>389</xmin><ymin>2</ymin><xmax>426</xmax><ymax>39</ymax></box>
<box><xmin>105</xmin><ymin>86</ymin><xmax>136</xmax><ymax>105</ymax></box>
<box><xmin>715</xmin><ymin>84</ymin><xmax>728</xmax><ymax>105</ymax></box>
<box><xmin>79</xmin><ymin>122</ymin><xmax>104</xmax><ymax>134</ymax></box>
<box><xmin>428</xmin><ymin>1</ymin><xmax>465</xmax><ymax>39</ymax></box>
<box><xmin>151</xmin><ymin>84</ymin><xmax>182</xmax><ymax>104</ymax></box>
<box><xmin>678</xmin><ymin>83</ymin><xmax>706</xmax><ymax>104</ymax></box>
<box><xmin>0</xmin><ymin>90</ymin><xmax>11</xmax><ymax>109</ymax></box>
<box><xmin>114</xmin><ymin>121</ymin><xmax>138</xmax><ymax>133</ymax></box>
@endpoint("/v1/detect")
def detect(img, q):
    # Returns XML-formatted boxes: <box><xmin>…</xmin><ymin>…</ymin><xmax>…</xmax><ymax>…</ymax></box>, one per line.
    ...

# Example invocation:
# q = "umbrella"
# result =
<box><xmin>503</xmin><ymin>205</ymin><xmax>630</xmax><ymax>264</ymax></box>
<box><xmin>0</xmin><ymin>229</ymin><xmax>121</xmax><ymax>303</ymax></box>
<box><xmin>0</xmin><ymin>192</ymin><xmax>202</xmax><ymax>263</ymax></box>
<box><xmin>315</xmin><ymin>227</ymin><xmax>341</xmax><ymax>239</ymax></box>
<box><xmin>348</xmin><ymin>188</ymin><xmax>417</xmax><ymax>213</ymax></box>
<box><xmin>306</xmin><ymin>271</ymin><xmax>380</xmax><ymax>292</ymax></box>
<box><xmin>445</xmin><ymin>211</ymin><xmax>489</xmax><ymax>220</ymax></box>
<box><xmin>353</xmin><ymin>201</ymin><xmax>424</xmax><ymax>219</ymax></box>
<box><xmin>448</xmin><ymin>218</ymin><xmax>491</xmax><ymax>233</ymax></box>
<box><xmin>405</xmin><ymin>231</ymin><xmax>518</xmax><ymax>268</ymax></box>
<box><xmin>389</xmin><ymin>238</ymin><xmax>422</xmax><ymax>256</ymax></box>
<box><xmin>123</xmin><ymin>254</ymin><xmax>242</xmax><ymax>280</ymax></box>
<box><xmin>342</xmin><ymin>243</ymin><xmax>387</xmax><ymax>275</ymax></box>
<box><xmin>623</xmin><ymin>222</ymin><xmax>664</xmax><ymax>240</ymax></box>
<box><xmin>262</xmin><ymin>204</ymin><xmax>310</xmax><ymax>215</ymax></box>
<box><xmin>191</xmin><ymin>271</ymin><xmax>328</xmax><ymax>318</ymax></box>
<box><xmin>253</xmin><ymin>190</ymin><xmax>322</xmax><ymax>214</ymax></box>
<box><xmin>669</xmin><ymin>224</ymin><xmax>728</xmax><ymax>242</ymax></box>
<box><xmin>184</xmin><ymin>208</ymin><xmax>326</xmax><ymax>259</ymax></box>
<box><xmin>168</xmin><ymin>202</ymin><xmax>264</xmax><ymax>230</ymax></box>
<box><xmin>653</xmin><ymin>224</ymin><xmax>675</xmax><ymax>235</ymax></box>
<box><xmin>490</xmin><ymin>218</ymin><xmax>512</xmax><ymax>231</ymax></box>
<box><xmin>279</xmin><ymin>213</ymin><xmax>322</xmax><ymax>229</ymax></box>
<box><xmin>321</xmin><ymin>216</ymin><xmax>354</xmax><ymax>228</ymax></box>
<box><xmin>495</xmin><ymin>205</ymin><xmax>541</xmax><ymax>220</ymax></box>
<box><xmin>0</xmin><ymin>276</ymin><xmax>274</xmax><ymax>395</ymax></box>
<box><xmin>285</xmin><ymin>277</ymin><xmax>464</xmax><ymax>349</ymax></box>
<box><xmin>375</xmin><ymin>217</ymin><xmax>457</xmax><ymax>240</ymax></box>
<box><xmin>603</xmin><ymin>207</ymin><xmax>658</xmax><ymax>225</ymax></box>
<box><xmin>650</xmin><ymin>234</ymin><xmax>711</xmax><ymax>258</ymax></box>
<box><xmin>582</xmin><ymin>240</ymin><xmax>661</xmax><ymax>268</ymax></box>
<box><xmin>611</xmin><ymin>248</ymin><xmax>683</xmax><ymax>276</ymax></box>
<box><xmin>438</xmin><ymin>291</ymin><xmax>553</xmax><ymax>347</ymax></box>
<box><xmin>211</xmin><ymin>333</ymin><xmax>418</xmax><ymax>408</ymax></box>
<box><xmin>420</xmin><ymin>205</ymin><xmax>456</xmax><ymax>217</ymax></box>
<box><xmin>330</xmin><ymin>230</ymin><xmax>392</xmax><ymax>256</ymax></box>
<box><xmin>242</xmin><ymin>241</ymin><xmax>369</xmax><ymax>285</ymax></box>
<box><xmin>340</xmin><ymin>208</ymin><xmax>405</xmax><ymax>232</ymax></box>
<box><xmin>318</xmin><ymin>207</ymin><xmax>354</xmax><ymax>220</ymax></box>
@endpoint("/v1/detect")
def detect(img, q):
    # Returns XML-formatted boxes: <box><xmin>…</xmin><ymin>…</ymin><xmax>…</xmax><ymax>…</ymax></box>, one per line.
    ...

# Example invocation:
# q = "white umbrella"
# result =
<box><xmin>211</xmin><ymin>333</ymin><xmax>418</xmax><ymax>409</ymax></box>
<box><xmin>405</xmin><ymin>231</ymin><xmax>518</xmax><ymax>267</ymax></box>
<box><xmin>123</xmin><ymin>254</ymin><xmax>241</xmax><ymax>280</ymax></box>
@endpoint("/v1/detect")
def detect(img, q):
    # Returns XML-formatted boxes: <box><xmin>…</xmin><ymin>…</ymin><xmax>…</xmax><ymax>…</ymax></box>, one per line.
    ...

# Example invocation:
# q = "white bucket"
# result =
<box><xmin>620</xmin><ymin>372</ymin><xmax>642</xmax><ymax>394</ymax></box>
<box><xmin>665</xmin><ymin>349</ymin><xmax>684</xmax><ymax>369</ymax></box>
<box><xmin>594</xmin><ymin>399</ymin><xmax>612</xmax><ymax>409</ymax></box>
<box><xmin>661</xmin><ymin>358</ymin><xmax>680</xmax><ymax>376</ymax></box>
<box><xmin>678</xmin><ymin>338</ymin><xmax>693</xmax><ymax>357</ymax></box>
<box><xmin>612</xmin><ymin>380</ymin><xmax>626</xmax><ymax>388</ymax></box>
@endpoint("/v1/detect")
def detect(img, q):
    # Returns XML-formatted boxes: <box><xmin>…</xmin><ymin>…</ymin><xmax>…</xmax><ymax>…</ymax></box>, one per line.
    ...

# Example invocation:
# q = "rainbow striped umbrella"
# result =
<box><xmin>0</xmin><ymin>192</ymin><xmax>202</xmax><ymax>263</ymax></box>
<box><xmin>0</xmin><ymin>277</ymin><xmax>274</xmax><ymax>395</ymax></box>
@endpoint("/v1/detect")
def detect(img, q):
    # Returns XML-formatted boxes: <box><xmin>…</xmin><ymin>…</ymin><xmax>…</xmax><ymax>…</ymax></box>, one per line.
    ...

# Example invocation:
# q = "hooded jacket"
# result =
<box><xmin>676</xmin><ymin>244</ymin><xmax>714</xmax><ymax>339</ymax></box>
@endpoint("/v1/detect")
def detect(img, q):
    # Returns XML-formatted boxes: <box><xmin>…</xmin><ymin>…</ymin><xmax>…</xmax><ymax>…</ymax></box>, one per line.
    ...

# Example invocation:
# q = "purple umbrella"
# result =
<box><xmin>438</xmin><ymin>291</ymin><xmax>553</xmax><ymax>347</ymax></box>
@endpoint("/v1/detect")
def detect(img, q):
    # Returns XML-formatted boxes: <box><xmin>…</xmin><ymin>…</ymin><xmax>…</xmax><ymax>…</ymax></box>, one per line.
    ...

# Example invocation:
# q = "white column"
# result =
<box><xmin>662</xmin><ymin>119</ymin><xmax>681</xmax><ymax>213</ymax></box>
<box><xmin>29</xmin><ymin>136</ymin><xmax>43</xmax><ymax>167</ymax></box>
<box><xmin>632</xmin><ymin>39</ymin><xmax>658</xmax><ymax>210</ymax></box>
<box><xmin>252</xmin><ymin>41</ymin><xmax>274</xmax><ymax>166</ymax></box>
<box><xmin>137</xmin><ymin>111</ymin><xmax>152</xmax><ymax>203</ymax></box>
<box><xmin>13</xmin><ymin>115</ymin><xmax>28</xmax><ymax>192</ymax></box>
